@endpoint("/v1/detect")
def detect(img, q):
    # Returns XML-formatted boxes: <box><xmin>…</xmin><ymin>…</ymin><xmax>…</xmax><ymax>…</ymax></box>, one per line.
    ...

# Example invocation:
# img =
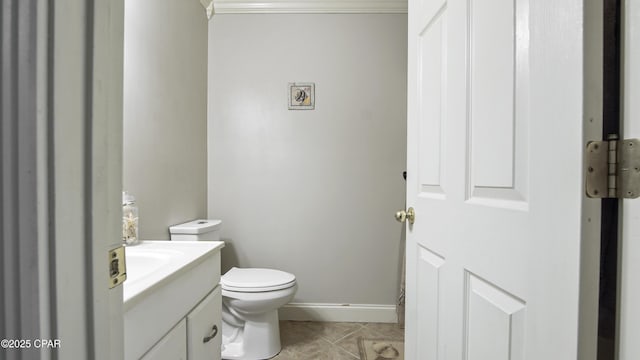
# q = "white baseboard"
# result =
<box><xmin>278</xmin><ymin>303</ymin><xmax>397</xmax><ymax>323</ymax></box>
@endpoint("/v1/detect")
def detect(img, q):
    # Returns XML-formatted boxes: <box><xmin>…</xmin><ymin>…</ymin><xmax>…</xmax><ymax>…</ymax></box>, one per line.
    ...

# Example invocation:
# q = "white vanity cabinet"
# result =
<box><xmin>124</xmin><ymin>241</ymin><xmax>225</xmax><ymax>360</ymax></box>
<box><xmin>141</xmin><ymin>319</ymin><xmax>187</xmax><ymax>360</ymax></box>
<box><xmin>187</xmin><ymin>286</ymin><xmax>222</xmax><ymax>359</ymax></box>
<box><xmin>141</xmin><ymin>287</ymin><xmax>222</xmax><ymax>360</ymax></box>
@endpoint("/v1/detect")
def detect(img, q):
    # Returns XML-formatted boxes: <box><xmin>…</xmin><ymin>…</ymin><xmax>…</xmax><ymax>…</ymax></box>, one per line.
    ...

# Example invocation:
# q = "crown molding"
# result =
<box><xmin>200</xmin><ymin>0</ymin><xmax>215</xmax><ymax>18</ymax></box>
<box><xmin>212</xmin><ymin>0</ymin><xmax>407</xmax><ymax>14</ymax></box>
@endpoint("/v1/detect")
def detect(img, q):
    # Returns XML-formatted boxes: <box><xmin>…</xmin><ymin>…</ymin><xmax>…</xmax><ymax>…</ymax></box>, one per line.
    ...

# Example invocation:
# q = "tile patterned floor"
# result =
<box><xmin>272</xmin><ymin>321</ymin><xmax>405</xmax><ymax>360</ymax></box>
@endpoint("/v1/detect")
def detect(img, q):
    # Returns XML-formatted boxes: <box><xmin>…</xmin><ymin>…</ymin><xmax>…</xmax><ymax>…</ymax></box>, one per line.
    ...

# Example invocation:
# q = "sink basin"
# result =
<box><xmin>126</xmin><ymin>249</ymin><xmax>175</xmax><ymax>282</ymax></box>
<box><xmin>123</xmin><ymin>240</ymin><xmax>224</xmax><ymax>359</ymax></box>
<box><xmin>124</xmin><ymin>241</ymin><xmax>224</xmax><ymax>306</ymax></box>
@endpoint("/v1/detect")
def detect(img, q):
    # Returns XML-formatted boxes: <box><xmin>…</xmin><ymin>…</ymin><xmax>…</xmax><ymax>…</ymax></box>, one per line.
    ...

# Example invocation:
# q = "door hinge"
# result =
<box><xmin>586</xmin><ymin>134</ymin><xmax>640</xmax><ymax>199</ymax></box>
<box><xmin>108</xmin><ymin>246</ymin><xmax>127</xmax><ymax>289</ymax></box>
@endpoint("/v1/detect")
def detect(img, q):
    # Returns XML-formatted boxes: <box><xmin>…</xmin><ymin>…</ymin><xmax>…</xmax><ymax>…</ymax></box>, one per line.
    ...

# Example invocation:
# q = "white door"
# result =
<box><xmin>618</xmin><ymin>1</ymin><xmax>640</xmax><ymax>358</ymax></box>
<box><xmin>51</xmin><ymin>1</ymin><xmax>124</xmax><ymax>359</ymax></box>
<box><xmin>405</xmin><ymin>0</ymin><xmax>601</xmax><ymax>359</ymax></box>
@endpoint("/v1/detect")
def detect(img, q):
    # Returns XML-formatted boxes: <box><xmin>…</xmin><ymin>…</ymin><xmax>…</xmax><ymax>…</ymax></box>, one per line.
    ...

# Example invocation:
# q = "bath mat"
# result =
<box><xmin>357</xmin><ymin>338</ymin><xmax>404</xmax><ymax>360</ymax></box>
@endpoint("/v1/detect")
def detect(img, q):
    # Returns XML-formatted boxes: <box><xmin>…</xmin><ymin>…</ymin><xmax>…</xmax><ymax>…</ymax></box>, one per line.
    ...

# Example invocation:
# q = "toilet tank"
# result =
<box><xmin>169</xmin><ymin>219</ymin><xmax>222</xmax><ymax>241</ymax></box>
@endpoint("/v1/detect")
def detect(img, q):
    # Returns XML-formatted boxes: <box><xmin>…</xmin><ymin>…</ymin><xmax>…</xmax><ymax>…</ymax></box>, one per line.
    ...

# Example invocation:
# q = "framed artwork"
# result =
<box><xmin>288</xmin><ymin>83</ymin><xmax>315</xmax><ymax>110</ymax></box>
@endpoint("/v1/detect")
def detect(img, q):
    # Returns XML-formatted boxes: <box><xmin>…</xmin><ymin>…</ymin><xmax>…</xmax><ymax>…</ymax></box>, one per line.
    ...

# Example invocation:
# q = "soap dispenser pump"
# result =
<box><xmin>122</xmin><ymin>191</ymin><xmax>139</xmax><ymax>245</ymax></box>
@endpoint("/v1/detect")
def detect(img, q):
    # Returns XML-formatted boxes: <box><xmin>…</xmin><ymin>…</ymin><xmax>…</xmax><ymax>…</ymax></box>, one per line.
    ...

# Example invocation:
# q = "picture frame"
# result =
<box><xmin>288</xmin><ymin>82</ymin><xmax>315</xmax><ymax>110</ymax></box>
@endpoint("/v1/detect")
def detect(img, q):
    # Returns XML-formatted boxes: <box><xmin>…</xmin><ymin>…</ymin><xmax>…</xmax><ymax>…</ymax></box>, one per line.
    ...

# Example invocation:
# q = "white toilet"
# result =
<box><xmin>169</xmin><ymin>219</ymin><xmax>297</xmax><ymax>360</ymax></box>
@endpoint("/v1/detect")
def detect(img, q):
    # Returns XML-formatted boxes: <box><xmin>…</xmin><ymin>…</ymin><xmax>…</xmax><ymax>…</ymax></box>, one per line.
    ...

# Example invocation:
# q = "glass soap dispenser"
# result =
<box><xmin>122</xmin><ymin>191</ymin><xmax>139</xmax><ymax>246</ymax></box>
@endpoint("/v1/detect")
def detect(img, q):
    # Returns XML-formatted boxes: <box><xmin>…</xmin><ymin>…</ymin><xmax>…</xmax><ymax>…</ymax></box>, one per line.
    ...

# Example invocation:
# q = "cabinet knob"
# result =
<box><xmin>203</xmin><ymin>325</ymin><xmax>218</xmax><ymax>343</ymax></box>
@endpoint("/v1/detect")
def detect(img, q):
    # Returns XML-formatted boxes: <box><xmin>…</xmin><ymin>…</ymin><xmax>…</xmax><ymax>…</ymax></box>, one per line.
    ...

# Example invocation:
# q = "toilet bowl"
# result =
<box><xmin>168</xmin><ymin>220</ymin><xmax>297</xmax><ymax>360</ymax></box>
<box><xmin>220</xmin><ymin>267</ymin><xmax>297</xmax><ymax>359</ymax></box>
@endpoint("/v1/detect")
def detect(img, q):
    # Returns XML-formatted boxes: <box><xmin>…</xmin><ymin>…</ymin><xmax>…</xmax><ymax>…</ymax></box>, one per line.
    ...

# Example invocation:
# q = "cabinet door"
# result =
<box><xmin>141</xmin><ymin>319</ymin><xmax>187</xmax><ymax>360</ymax></box>
<box><xmin>187</xmin><ymin>286</ymin><xmax>222</xmax><ymax>360</ymax></box>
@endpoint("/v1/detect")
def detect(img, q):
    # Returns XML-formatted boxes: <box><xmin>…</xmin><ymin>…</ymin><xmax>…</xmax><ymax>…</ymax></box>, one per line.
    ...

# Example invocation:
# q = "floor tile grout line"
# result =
<box><xmin>329</xmin><ymin>329</ymin><xmax>360</xmax><ymax>345</ymax></box>
<box><xmin>337</xmin><ymin>343</ymin><xmax>362</xmax><ymax>359</ymax></box>
<box><xmin>315</xmin><ymin>322</ymin><xmax>368</xmax><ymax>345</ymax></box>
<box><xmin>344</xmin><ymin>323</ymin><xmax>368</xmax><ymax>343</ymax></box>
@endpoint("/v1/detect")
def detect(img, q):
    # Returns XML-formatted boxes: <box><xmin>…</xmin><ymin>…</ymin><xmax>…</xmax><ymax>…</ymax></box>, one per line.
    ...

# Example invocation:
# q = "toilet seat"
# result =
<box><xmin>221</xmin><ymin>267</ymin><xmax>296</xmax><ymax>293</ymax></box>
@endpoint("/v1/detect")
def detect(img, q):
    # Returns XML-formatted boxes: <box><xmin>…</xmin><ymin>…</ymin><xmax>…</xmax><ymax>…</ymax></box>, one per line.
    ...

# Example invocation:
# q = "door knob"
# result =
<box><xmin>395</xmin><ymin>207</ymin><xmax>415</xmax><ymax>224</ymax></box>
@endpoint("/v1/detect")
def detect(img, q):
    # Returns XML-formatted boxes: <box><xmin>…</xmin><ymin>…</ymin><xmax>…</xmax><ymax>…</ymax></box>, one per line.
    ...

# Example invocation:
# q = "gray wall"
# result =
<box><xmin>123</xmin><ymin>0</ymin><xmax>208</xmax><ymax>239</ymax></box>
<box><xmin>208</xmin><ymin>14</ymin><xmax>407</xmax><ymax>304</ymax></box>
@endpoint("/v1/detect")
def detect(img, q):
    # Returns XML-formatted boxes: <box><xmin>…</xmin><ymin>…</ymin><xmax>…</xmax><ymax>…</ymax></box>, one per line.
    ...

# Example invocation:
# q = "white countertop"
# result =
<box><xmin>123</xmin><ymin>240</ymin><xmax>225</xmax><ymax>309</ymax></box>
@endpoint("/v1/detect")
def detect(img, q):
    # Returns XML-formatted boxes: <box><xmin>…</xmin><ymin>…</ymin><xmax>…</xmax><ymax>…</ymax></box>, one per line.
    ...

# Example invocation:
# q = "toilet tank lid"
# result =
<box><xmin>222</xmin><ymin>267</ymin><xmax>296</xmax><ymax>289</ymax></box>
<box><xmin>169</xmin><ymin>219</ymin><xmax>221</xmax><ymax>234</ymax></box>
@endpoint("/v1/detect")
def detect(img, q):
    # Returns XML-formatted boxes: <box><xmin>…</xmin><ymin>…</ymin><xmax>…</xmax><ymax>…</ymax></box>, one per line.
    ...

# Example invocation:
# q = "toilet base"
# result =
<box><xmin>221</xmin><ymin>309</ymin><xmax>281</xmax><ymax>360</ymax></box>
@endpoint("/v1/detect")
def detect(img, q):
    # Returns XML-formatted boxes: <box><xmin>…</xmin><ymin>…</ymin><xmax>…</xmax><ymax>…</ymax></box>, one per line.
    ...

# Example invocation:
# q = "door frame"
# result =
<box><xmin>582</xmin><ymin>0</ymin><xmax>606</xmax><ymax>358</ymax></box>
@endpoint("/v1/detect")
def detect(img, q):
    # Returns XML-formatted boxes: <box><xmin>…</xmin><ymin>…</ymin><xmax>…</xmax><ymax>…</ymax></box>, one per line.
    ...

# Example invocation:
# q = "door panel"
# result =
<box><xmin>465</xmin><ymin>273</ymin><xmax>525</xmax><ymax>360</ymax></box>
<box><xmin>467</xmin><ymin>0</ymin><xmax>529</xmax><ymax>207</ymax></box>
<box><xmin>416</xmin><ymin>246</ymin><xmax>445</xmax><ymax>359</ymax></box>
<box><xmin>406</xmin><ymin>0</ymin><xmax>598</xmax><ymax>359</ymax></box>
<box><xmin>469</xmin><ymin>0</ymin><xmax>517</xmax><ymax>189</ymax></box>
<box><xmin>418</xmin><ymin>7</ymin><xmax>447</xmax><ymax>198</ymax></box>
